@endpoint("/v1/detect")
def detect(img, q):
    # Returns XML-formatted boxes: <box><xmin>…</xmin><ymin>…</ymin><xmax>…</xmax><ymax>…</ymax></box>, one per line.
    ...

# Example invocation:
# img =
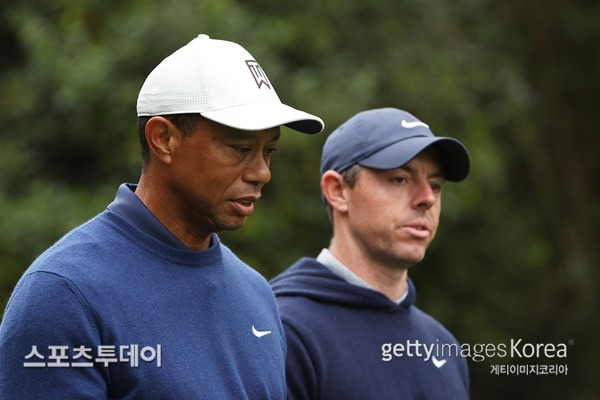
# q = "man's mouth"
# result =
<box><xmin>401</xmin><ymin>223</ymin><xmax>431</xmax><ymax>239</ymax></box>
<box><xmin>230</xmin><ymin>196</ymin><xmax>260</xmax><ymax>217</ymax></box>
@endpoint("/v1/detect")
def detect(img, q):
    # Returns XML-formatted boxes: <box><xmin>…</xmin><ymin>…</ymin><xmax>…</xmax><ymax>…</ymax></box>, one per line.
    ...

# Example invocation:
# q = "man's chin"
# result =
<box><xmin>219</xmin><ymin>217</ymin><xmax>248</xmax><ymax>232</ymax></box>
<box><xmin>394</xmin><ymin>251</ymin><xmax>427</xmax><ymax>269</ymax></box>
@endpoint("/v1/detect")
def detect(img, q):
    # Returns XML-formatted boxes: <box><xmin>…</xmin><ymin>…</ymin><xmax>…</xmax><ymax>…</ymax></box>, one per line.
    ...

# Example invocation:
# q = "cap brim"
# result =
<box><xmin>201</xmin><ymin>102</ymin><xmax>324</xmax><ymax>134</ymax></box>
<box><xmin>358</xmin><ymin>136</ymin><xmax>470</xmax><ymax>181</ymax></box>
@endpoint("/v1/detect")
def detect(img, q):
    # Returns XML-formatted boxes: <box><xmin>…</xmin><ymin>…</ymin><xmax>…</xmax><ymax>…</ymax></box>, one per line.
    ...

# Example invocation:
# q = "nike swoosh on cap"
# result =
<box><xmin>401</xmin><ymin>119</ymin><xmax>429</xmax><ymax>129</ymax></box>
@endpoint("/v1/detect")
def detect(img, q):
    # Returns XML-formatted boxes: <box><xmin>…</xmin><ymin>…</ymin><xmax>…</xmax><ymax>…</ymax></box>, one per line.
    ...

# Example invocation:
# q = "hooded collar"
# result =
<box><xmin>271</xmin><ymin>257</ymin><xmax>416</xmax><ymax>312</ymax></box>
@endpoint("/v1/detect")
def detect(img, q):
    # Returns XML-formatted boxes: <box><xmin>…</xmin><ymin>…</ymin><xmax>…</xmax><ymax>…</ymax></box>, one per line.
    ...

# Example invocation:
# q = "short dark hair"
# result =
<box><xmin>325</xmin><ymin>164</ymin><xmax>361</xmax><ymax>221</ymax></box>
<box><xmin>137</xmin><ymin>113</ymin><xmax>204</xmax><ymax>169</ymax></box>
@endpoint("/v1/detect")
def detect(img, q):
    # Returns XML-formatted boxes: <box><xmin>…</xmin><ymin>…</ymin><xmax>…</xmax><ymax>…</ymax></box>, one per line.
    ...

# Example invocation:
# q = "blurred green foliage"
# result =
<box><xmin>0</xmin><ymin>0</ymin><xmax>598</xmax><ymax>398</ymax></box>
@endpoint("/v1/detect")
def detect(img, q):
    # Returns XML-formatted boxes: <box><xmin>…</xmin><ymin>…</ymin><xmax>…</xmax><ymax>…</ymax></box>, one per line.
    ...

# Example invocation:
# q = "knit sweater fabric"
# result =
<box><xmin>270</xmin><ymin>257</ymin><xmax>469</xmax><ymax>400</ymax></box>
<box><xmin>0</xmin><ymin>185</ymin><xmax>286</xmax><ymax>399</ymax></box>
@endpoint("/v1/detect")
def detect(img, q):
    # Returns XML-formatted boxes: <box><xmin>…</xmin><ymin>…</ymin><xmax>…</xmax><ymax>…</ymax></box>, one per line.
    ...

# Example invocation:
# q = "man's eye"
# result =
<box><xmin>234</xmin><ymin>147</ymin><xmax>251</xmax><ymax>154</ymax></box>
<box><xmin>390</xmin><ymin>177</ymin><xmax>406</xmax><ymax>184</ymax></box>
<box><xmin>430</xmin><ymin>183</ymin><xmax>443</xmax><ymax>192</ymax></box>
<box><xmin>265</xmin><ymin>147</ymin><xmax>278</xmax><ymax>156</ymax></box>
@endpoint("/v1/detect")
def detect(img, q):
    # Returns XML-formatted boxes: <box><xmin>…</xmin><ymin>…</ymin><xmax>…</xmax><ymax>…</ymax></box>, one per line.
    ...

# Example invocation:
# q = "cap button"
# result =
<box><xmin>197</xmin><ymin>34</ymin><xmax>210</xmax><ymax>40</ymax></box>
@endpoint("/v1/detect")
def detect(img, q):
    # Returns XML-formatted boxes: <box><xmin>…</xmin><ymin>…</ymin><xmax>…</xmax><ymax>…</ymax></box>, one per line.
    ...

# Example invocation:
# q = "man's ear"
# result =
<box><xmin>321</xmin><ymin>170</ymin><xmax>350</xmax><ymax>214</ymax></box>
<box><xmin>145</xmin><ymin>116</ymin><xmax>178</xmax><ymax>165</ymax></box>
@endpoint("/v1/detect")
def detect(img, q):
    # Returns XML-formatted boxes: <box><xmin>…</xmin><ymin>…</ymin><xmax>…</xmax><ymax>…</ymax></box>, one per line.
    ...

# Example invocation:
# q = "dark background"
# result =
<box><xmin>0</xmin><ymin>0</ymin><xmax>597</xmax><ymax>398</ymax></box>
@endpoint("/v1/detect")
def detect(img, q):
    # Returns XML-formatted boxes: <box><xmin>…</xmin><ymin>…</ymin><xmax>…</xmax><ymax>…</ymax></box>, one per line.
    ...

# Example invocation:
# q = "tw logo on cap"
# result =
<box><xmin>245</xmin><ymin>60</ymin><xmax>272</xmax><ymax>90</ymax></box>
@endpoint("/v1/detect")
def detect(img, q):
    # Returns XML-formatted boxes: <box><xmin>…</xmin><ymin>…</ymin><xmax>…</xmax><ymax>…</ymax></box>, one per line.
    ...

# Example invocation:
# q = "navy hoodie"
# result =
<box><xmin>270</xmin><ymin>257</ymin><xmax>469</xmax><ymax>400</ymax></box>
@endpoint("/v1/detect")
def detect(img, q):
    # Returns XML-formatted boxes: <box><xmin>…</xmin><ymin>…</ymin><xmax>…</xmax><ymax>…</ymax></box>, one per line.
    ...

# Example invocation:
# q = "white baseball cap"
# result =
<box><xmin>137</xmin><ymin>34</ymin><xmax>324</xmax><ymax>134</ymax></box>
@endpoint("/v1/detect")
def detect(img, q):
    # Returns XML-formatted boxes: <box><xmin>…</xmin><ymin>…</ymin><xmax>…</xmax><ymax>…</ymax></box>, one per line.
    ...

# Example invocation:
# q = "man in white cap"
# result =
<box><xmin>0</xmin><ymin>34</ymin><xmax>323</xmax><ymax>399</ymax></box>
<box><xmin>270</xmin><ymin>108</ymin><xmax>470</xmax><ymax>399</ymax></box>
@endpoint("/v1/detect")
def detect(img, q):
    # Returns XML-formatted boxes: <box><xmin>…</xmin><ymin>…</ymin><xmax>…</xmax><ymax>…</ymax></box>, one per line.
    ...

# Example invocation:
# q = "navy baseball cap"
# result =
<box><xmin>320</xmin><ymin>108</ymin><xmax>470</xmax><ymax>181</ymax></box>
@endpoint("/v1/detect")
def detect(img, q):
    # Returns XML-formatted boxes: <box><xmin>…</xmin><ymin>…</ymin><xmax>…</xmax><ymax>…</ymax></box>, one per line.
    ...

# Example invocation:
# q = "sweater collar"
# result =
<box><xmin>107</xmin><ymin>183</ymin><xmax>219</xmax><ymax>252</ymax></box>
<box><xmin>107</xmin><ymin>183</ymin><xmax>190</xmax><ymax>250</ymax></box>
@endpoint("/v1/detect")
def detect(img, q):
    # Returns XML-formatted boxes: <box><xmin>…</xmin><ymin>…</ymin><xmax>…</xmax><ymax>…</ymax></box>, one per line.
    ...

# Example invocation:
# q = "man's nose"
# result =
<box><xmin>412</xmin><ymin>180</ymin><xmax>437</xmax><ymax>210</ymax></box>
<box><xmin>243</xmin><ymin>152</ymin><xmax>272</xmax><ymax>187</ymax></box>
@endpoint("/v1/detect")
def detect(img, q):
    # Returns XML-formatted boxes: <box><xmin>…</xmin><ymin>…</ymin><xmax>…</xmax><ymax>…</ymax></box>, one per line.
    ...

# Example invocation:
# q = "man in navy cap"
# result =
<box><xmin>270</xmin><ymin>108</ymin><xmax>470</xmax><ymax>399</ymax></box>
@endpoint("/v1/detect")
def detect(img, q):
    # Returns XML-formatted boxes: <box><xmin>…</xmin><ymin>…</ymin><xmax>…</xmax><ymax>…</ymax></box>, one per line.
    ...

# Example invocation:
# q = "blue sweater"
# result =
<box><xmin>0</xmin><ymin>185</ymin><xmax>286</xmax><ymax>399</ymax></box>
<box><xmin>270</xmin><ymin>258</ymin><xmax>469</xmax><ymax>400</ymax></box>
